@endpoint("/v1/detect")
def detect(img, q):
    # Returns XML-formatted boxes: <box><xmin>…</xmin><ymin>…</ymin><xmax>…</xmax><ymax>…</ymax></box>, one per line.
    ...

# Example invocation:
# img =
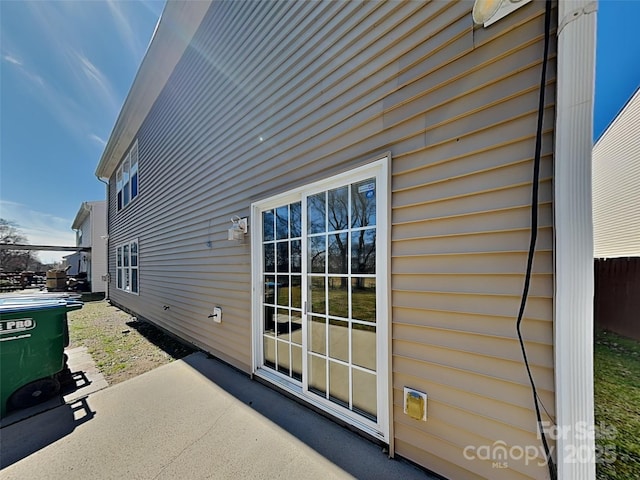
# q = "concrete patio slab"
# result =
<box><xmin>1</xmin><ymin>352</ymin><xmax>436</xmax><ymax>479</ymax></box>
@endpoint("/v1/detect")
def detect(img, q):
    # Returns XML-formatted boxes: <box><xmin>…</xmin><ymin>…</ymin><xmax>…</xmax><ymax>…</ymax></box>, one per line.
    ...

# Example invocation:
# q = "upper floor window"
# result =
<box><xmin>117</xmin><ymin>140</ymin><xmax>139</xmax><ymax>211</ymax></box>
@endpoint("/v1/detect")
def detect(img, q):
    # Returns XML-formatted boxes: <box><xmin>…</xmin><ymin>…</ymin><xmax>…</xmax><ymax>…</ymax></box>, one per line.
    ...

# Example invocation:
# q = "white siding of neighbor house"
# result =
<box><xmin>79</xmin><ymin>216</ymin><xmax>92</xmax><ymax>282</ymax></box>
<box><xmin>593</xmin><ymin>88</ymin><xmax>640</xmax><ymax>258</ymax></box>
<box><xmin>63</xmin><ymin>252</ymin><xmax>83</xmax><ymax>276</ymax></box>
<box><xmin>89</xmin><ymin>201</ymin><xmax>108</xmax><ymax>293</ymax></box>
<box><xmin>104</xmin><ymin>2</ymin><xmax>556</xmax><ymax>479</ymax></box>
<box><xmin>79</xmin><ymin>216</ymin><xmax>92</xmax><ymax>247</ymax></box>
<box><xmin>74</xmin><ymin>201</ymin><xmax>108</xmax><ymax>293</ymax></box>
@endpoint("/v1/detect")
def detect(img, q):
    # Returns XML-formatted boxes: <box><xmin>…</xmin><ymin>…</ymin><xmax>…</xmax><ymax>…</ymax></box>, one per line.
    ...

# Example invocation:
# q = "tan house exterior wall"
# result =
<box><xmin>97</xmin><ymin>2</ymin><xmax>560</xmax><ymax>478</ymax></box>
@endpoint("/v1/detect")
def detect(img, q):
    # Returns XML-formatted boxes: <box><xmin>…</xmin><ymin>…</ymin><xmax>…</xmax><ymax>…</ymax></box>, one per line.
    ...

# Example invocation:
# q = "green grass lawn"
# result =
<box><xmin>594</xmin><ymin>330</ymin><xmax>640</xmax><ymax>479</ymax></box>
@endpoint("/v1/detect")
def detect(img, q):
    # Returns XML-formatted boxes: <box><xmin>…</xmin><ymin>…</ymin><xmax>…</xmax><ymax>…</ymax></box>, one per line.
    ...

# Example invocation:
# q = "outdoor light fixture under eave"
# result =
<box><xmin>228</xmin><ymin>216</ymin><xmax>248</xmax><ymax>241</ymax></box>
<box><xmin>472</xmin><ymin>0</ymin><xmax>532</xmax><ymax>27</ymax></box>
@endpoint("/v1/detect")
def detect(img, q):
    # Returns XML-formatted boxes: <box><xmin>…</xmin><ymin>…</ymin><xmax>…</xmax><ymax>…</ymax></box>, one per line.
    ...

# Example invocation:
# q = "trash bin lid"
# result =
<box><xmin>0</xmin><ymin>292</ymin><xmax>81</xmax><ymax>301</ymax></box>
<box><xmin>0</xmin><ymin>297</ymin><xmax>82</xmax><ymax>314</ymax></box>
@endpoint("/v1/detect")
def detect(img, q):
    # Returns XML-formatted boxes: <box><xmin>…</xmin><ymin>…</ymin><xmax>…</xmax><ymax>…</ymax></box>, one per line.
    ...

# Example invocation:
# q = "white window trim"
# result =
<box><xmin>116</xmin><ymin>238</ymin><xmax>139</xmax><ymax>295</ymax></box>
<box><xmin>250</xmin><ymin>156</ymin><xmax>390</xmax><ymax>442</ymax></box>
<box><xmin>116</xmin><ymin>140</ymin><xmax>139</xmax><ymax>211</ymax></box>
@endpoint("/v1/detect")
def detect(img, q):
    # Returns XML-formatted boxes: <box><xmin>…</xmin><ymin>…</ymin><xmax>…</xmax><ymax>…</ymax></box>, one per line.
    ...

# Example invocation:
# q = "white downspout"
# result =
<box><xmin>97</xmin><ymin>176</ymin><xmax>110</xmax><ymax>300</ymax></box>
<box><xmin>554</xmin><ymin>1</ymin><xmax>597</xmax><ymax>479</ymax></box>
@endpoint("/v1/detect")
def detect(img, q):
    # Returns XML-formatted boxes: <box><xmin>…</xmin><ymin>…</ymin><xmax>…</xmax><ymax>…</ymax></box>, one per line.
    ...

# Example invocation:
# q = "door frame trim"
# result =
<box><xmin>250</xmin><ymin>155</ymin><xmax>390</xmax><ymax>442</ymax></box>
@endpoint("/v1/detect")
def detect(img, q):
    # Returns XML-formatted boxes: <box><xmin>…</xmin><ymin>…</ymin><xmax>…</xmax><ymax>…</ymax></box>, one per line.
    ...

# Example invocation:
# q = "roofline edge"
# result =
<box><xmin>95</xmin><ymin>0</ymin><xmax>211</xmax><ymax>180</ymax></box>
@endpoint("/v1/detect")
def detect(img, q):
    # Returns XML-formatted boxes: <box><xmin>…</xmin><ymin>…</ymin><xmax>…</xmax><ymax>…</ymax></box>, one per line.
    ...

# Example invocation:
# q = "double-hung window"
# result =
<box><xmin>116</xmin><ymin>239</ymin><xmax>139</xmax><ymax>294</ymax></box>
<box><xmin>117</xmin><ymin>140</ymin><xmax>139</xmax><ymax>210</ymax></box>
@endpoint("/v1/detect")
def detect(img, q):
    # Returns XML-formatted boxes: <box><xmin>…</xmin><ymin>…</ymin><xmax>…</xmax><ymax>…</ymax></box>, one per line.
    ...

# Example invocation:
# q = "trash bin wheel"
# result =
<box><xmin>8</xmin><ymin>377</ymin><xmax>61</xmax><ymax>410</ymax></box>
<box><xmin>56</xmin><ymin>367</ymin><xmax>75</xmax><ymax>389</ymax></box>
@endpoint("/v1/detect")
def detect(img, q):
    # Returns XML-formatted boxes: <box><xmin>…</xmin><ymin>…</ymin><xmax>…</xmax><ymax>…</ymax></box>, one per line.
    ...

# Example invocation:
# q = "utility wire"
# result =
<box><xmin>515</xmin><ymin>1</ymin><xmax>556</xmax><ymax>479</ymax></box>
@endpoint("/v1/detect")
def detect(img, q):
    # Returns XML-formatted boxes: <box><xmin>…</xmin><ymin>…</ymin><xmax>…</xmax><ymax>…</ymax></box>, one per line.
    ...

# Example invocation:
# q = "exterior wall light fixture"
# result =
<box><xmin>228</xmin><ymin>215</ymin><xmax>248</xmax><ymax>241</ymax></box>
<box><xmin>472</xmin><ymin>0</ymin><xmax>531</xmax><ymax>27</ymax></box>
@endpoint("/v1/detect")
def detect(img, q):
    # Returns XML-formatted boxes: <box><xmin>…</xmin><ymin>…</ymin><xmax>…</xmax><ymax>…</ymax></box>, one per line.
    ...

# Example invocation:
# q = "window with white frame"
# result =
<box><xmin>117</xmin><ymin>140</ymin><xmax>139</xmax><ymax>211</ymax></box>
<box><xmin>116</xmin><ymin>239</ymin><xmax>139</xmax><ymax>294</ymax></box>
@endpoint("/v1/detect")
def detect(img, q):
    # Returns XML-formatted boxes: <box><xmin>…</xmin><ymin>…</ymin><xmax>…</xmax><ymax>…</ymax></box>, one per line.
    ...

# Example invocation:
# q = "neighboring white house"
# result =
<box><xmin>593</xmin><ymin>87</ymin><xmax>640</xmax><ymax>258</ymax></box>
<box><xmin>69</xmin><ymin>201</ymin><xmax>107</xmax><ymax>293</ymax></box>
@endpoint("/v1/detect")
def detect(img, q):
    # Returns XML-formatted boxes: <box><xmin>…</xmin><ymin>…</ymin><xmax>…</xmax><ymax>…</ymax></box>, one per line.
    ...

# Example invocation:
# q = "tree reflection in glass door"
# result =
<box><xmin>262</xmin><ymin>202</ymin><xmax>303</xmax><ymax>381</ymax></box>
<box><xmin>307</xmin><ymin>178</ymin><xmax>378</xmax><ymax>420</ymax></box>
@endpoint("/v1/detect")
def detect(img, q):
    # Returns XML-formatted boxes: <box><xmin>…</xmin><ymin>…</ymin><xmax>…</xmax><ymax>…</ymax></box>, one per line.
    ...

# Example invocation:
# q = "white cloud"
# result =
<box><xmin>89</xmin><ymin>133</ymin><xmax>107</xmax><ymax>147</ymax></box>
<box><xmin>2</xmin><ymin>49</ymin><xmax>45</xmax><ymax>86</ymax></box>
<box><xmin>1</xmin><ymin>200</ymin><xmax>75</xmax><ymax>264</ymax></box>
<box><xmin>2</xmin><ymin>46</ymin><xmax>86</xmax><ymax>139</ymax></box>
<box><xmin>106</xmin><ymin>0</ymin><xmax>144</xmax><ymax>59</ymax></box>
<box><xmin>73</xmin><ymin>50</ymin><xmax>121</xmax><ymax>114</ymax></box>
<box><xmin>28</xmin><ymin>76</ymin><xmax>83</xmax><ymax>135</ymax></box>
<box><xmin>2</xmin><ymin>52</ymin><xmax>23</xmax><ymax>66</ymax></box>
<box><xmin>9</xmin><ymin>3</ymin><xmax>122</xmax><ymax>139</ymax></box>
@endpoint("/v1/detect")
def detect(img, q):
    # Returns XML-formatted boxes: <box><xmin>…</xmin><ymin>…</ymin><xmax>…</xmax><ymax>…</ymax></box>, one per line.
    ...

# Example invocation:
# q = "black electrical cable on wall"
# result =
<box><xmin>515</xmin><ymin>1</ymin><xmax>556</xmax><ymax>479</ymax></box>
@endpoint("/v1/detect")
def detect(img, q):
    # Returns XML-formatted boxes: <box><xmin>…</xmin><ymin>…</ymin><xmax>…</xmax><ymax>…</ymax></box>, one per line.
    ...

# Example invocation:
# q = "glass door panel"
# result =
<box><xmin>306</xmin><ymin>177</ymin><xmax>378</xmax><ymax>420</ymax></box>
<box><xmin>261</xmin><ymin>202</ymin><xmax>302</xmax><ymax>382</ymax></box>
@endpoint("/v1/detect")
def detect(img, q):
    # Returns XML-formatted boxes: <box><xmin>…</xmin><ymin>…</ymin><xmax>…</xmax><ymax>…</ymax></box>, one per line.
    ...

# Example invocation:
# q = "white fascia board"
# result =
<box><xmin>71</xmin><ymin>201</ymin><xmax>106</xmax><ymax>230</ymax></box>
<box><xmin>554</xmin><ymin>2</ymin><xmax>597</xmax><ymax>480</ymax></box>
<box><xmin>71</xmin><ymin>202</ymin><xmax>91</xmax><ymax>230</ymax></box>
<box><xmin>95</xmin><ymin>0</ymin><xmax>211</xmax><ymax>180</ymax></box>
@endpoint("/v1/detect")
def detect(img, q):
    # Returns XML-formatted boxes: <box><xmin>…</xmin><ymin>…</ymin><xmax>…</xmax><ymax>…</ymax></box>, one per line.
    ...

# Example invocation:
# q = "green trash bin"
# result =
<box><xmin>0</xmin><ymin>297</ymin><xmax>83</xmax><ymax>417</ymax></box>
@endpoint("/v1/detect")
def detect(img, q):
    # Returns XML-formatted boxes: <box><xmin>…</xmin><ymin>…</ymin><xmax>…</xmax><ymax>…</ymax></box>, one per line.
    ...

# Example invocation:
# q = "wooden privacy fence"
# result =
<box><xmin>594</xmin><ymin>257</ymin><xmax>640</xmax><ymax>341</ymax></box>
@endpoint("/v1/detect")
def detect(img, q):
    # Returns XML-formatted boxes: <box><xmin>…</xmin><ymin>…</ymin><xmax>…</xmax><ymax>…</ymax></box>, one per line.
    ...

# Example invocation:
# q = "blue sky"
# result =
<box><xmin>1</xmin><ymin>0</ymin><xmax>639</xmax><ymax>264</ymax></box>
<box><xmin>594</xmin><ymin>0</ymin><xmax>640</xmax><ymax>139</ymax></box>
<box><xmin>1</xmin><ymin>0</ymin><xmax>164</xmax><ymax>262</ymax></box>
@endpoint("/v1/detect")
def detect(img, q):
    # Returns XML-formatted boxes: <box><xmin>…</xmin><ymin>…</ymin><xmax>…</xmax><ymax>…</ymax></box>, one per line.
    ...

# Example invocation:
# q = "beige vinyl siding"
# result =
<box><xmin>389</xmin><ymin>1</ymin><xmax>556</xmax><ymax>476</ymax></box>
<box><xmin>104</xmin><ymin>1</ymin><xmax>556</xmax><ymax>478</ymax></box>
<box><xmin>593</xmin><ymin>87</ymin><xmax>640</xmax><ymax>258</ymax></box>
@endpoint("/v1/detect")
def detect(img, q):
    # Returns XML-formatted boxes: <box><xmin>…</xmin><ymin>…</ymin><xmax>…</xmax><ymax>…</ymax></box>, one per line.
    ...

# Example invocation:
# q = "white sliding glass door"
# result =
<box><xmin>252</xmin><ymin>158</ymin><xmax>389</xmax><ymax>440</ymax></box>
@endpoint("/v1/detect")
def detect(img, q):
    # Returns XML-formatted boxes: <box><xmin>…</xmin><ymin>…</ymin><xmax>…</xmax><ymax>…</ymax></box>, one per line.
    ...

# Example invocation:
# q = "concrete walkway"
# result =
<box><xmin>1</xmin><ymin>352</ymin><xmax>435</xmax><ymax>479</ymax></box>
